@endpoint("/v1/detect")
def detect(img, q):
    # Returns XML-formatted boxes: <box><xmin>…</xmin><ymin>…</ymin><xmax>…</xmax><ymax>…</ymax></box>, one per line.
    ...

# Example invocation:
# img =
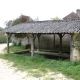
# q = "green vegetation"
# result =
<box><xmin>0</xmin><ymin>53</ymin><xmax>80</xmax><ymax>80</ymax></box>
<box><xmin>74</xmin><ymin>33</ymin><xmax>80</xmax><ymax>51</ymax></box>
<box><xmin>0</xmin><ymin>35</ymin><xmax>7</xmax><ymax>43</ymax></box>
<box><xmin>51</xmin><ymin>17</ymin><xmax>60</xmax><ymax>20</ymax></box>
<box><xmin>6</xmin><ymin>15</ymin><xmax>33</xmax><ymax>27</ymax></box>
<box><xmin>4</xmin><ymin>45</ymin><xmax>26</xmax><ymax>52</ymax></box>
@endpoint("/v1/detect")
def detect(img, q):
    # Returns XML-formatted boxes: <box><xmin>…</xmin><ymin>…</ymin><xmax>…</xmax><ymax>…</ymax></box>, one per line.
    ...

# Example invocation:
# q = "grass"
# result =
<box><xmin>0</xmin><ymin>53</ymin><xmax>80</xmax><ymax>80</ymax></box>
<box><xmin>4</xmin><ymin>45</ymin><xmax>27</xmax><ymax>52</ymax></box>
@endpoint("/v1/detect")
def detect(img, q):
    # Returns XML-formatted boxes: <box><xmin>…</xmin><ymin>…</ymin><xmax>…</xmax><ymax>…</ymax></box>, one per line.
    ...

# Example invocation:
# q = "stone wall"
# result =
<box><xmin>12</xmin><ymin>34</ymin><xmax>70</xmax><ymax>49</ymax></box>
<box><xmin>35</xmin><ymin>34</ymin><xmax>70</xmax><ymax>50</ymax></box>
<box><xmin>11</xmin><ymin>34</ymin><xmax>30</xmax><ymax>46</ymax></box>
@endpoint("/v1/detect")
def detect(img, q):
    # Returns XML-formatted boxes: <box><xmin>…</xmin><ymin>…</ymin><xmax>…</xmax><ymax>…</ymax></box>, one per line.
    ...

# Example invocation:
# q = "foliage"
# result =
<box><xmin>5</xmin><ymin>20</ymin><xmax>13</xmax><ymax>27</ymax></box>
<box><xmin>51</xmin><ymin>17</ymin><xmax>60</xmax><ymax>20</ymax></box>
<box><xmin>6</xmin><ymin>15</ymin><xmax>33</xmax><ymax>27</ymax></box>
<box><xmin>0</xmin><ymin>35</ymin><xmax>7</xmax><ymax>43</ymax></box>
<box><xmin>0</xmin><ymin>53</ymin><xmax>80</xmax><ymax>80</ymax></box>
<box><xmin>74</xmin><ymin>33</ymin><xmax>80</xmax><ymax>51</ymax></box>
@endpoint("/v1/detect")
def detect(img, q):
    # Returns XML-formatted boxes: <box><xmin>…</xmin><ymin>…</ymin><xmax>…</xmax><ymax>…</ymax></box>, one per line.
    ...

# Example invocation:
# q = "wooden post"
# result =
<box><xmin>54</xmin><ymin>34</ymin><xmax>55</xmax><ymax>48</ymax></box>
<box><xmin>7</xmin><ymin>33</ymin><xmax>10</xmax><ymax>53</ymax></box>
<box><xmin>58</xmin><ymin>33</ymin><xmax>65</xmax><ymax>53</ymax></box>
<box><xmin>31</xmin><ymin>34</ymin><xmax>34</xmax><ymax>56</ymax></box>
<box><xmin>70</xmin><ymin>34</ymin><xmax>74</xmax><ymax>62</ymax></box>
<box><xmin>60</xmin><ymin>34</ymin><xmax>62</xmax><ymax>53</ymax></box>
<box><xmin>37</xmin><ymin>34</ymin><xmax>40</xmax><ymax>51</ymax></box>
<box><xmin>58</xmin><ymin>33</ymin><xmax>62</xmax><ymax>53</ymax></box>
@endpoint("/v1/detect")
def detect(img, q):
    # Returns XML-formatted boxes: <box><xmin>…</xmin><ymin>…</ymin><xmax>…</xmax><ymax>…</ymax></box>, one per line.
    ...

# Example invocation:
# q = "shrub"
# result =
<box><xmin>0</xmin><ymin>35</ymin><xmax>7</xmax><ymax>43</ymax></box>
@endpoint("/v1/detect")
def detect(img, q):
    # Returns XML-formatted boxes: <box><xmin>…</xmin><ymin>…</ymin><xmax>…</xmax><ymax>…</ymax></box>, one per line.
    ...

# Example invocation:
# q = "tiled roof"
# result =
<box><xmin>3</xmin><ymin>20</ymin><xmax>80</xmax><ymax>34</ymax></box>
<box><xmin>63</xmin><ymin>12</ymin><xmax>80</xmax><ymax>20</ymax></box>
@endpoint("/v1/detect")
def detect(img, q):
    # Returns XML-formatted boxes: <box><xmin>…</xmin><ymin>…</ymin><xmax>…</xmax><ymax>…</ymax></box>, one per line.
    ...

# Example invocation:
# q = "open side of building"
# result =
<box><xmin>3</xmin><ymin>20</ymin><xmax>80</xmax><ymax>62</ymax></box>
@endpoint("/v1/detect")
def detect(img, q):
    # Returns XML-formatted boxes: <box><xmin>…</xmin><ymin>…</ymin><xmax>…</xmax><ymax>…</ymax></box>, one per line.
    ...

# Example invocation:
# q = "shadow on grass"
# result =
<box><xmin>0</xmin><ymin>53</ymin><xmax>80</xmax><ymax>80</ymax></box>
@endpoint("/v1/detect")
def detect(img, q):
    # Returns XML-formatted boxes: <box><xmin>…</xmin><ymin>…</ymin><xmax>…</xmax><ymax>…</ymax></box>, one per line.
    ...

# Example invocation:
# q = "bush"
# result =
<box><xmin>0</xmin><ymin>35</ymin><xmax>12</xmax><ymax>44</ymax></box>
<box><xmin>0</xmin><ymin>35</ymin><xmax>7</xmax><ymax>43</ymax></box>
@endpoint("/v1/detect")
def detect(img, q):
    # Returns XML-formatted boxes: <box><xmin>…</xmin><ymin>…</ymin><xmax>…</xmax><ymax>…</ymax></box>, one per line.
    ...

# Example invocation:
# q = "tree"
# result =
<box><xmin>6</xmin><ymin>15</ymin><xmax>33</xmax><ymax>27</ymax></box>
<box><xmin>51</xmin><ymin>17</ymin><xmax>60</xmax><ymax>20</ymax></box>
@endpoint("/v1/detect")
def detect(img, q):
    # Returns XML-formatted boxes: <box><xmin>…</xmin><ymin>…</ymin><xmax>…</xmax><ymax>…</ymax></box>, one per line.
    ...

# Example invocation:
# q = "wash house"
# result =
<box><xmin>4</xmin><ymin>20</ymin><xmax>80</xmax><ymax>62</ymax></box>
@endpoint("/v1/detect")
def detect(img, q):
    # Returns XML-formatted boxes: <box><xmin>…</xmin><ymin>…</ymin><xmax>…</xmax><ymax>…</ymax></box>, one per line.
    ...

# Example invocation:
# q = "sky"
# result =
<box><xmin>0</xmin><ymin>0</ymin><xmax>80</xmax><ymax>28</ymax></box>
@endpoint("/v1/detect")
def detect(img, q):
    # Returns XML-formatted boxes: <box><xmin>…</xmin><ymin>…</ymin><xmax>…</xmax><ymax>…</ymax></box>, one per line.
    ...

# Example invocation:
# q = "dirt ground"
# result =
<box><xmin>0</xmin><ymin>43</ymin><xmax>73</xmax><ymax>80</ymax></box>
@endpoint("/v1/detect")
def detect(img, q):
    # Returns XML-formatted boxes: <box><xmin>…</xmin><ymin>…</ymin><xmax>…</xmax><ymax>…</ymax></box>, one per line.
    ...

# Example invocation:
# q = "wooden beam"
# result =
<box><xmin>70</xmin><ymin>34</ymin><xmax>74</xmax><ymax>62</ymax></box>
<box><xmin>31</xmin><ymin>34</ymin><xmax>34</xmax><ymax>56</ymax></box>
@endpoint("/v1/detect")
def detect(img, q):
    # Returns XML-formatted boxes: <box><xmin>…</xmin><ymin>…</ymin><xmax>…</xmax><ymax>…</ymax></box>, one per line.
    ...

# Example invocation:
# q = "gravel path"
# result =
<box><xmin>0</xmin><ymin>43</ymin><xmax>73</xmax><ymax>80</ymax></box>
<box><xmin>0</xmin><ymin>43</ymin><xmax>12</xmax><ymax>53</ymax></box>
<box><xmin>0</xmin><ymin>43</ymin><xmax>7</xmax><ymax>53</ymax></box>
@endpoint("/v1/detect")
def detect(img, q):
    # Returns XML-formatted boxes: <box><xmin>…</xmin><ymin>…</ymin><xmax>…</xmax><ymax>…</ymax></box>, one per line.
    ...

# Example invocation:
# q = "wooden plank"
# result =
<box><xmin>34</xmin><ymin>51</ymin><xmax>69</xmax><ymax>58</ymax></box>
<box><xmin>13</xmin><ymin>50</ymin><xmax>30</xmax><ymax>54</ymax></box>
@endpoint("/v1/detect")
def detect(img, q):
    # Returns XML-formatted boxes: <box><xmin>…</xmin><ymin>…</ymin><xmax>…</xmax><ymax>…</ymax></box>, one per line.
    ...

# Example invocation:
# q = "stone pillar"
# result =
<box><xmin>70</xmin><ymin>33</ymin><xmax>80</xmax><ymax>61</ymax></box>
<box><xmin>72</xmin><ymin>48</ymin><xmax>80</xmax><ymax>61</ymax></box>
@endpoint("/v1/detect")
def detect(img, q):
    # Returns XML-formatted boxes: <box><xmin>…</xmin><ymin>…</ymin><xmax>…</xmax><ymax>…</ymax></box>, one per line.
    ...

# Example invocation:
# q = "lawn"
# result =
<box><xmin>4</xmin><ymin>45</ymin><xmax>28</xmax><ymax>52</ymax></box>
